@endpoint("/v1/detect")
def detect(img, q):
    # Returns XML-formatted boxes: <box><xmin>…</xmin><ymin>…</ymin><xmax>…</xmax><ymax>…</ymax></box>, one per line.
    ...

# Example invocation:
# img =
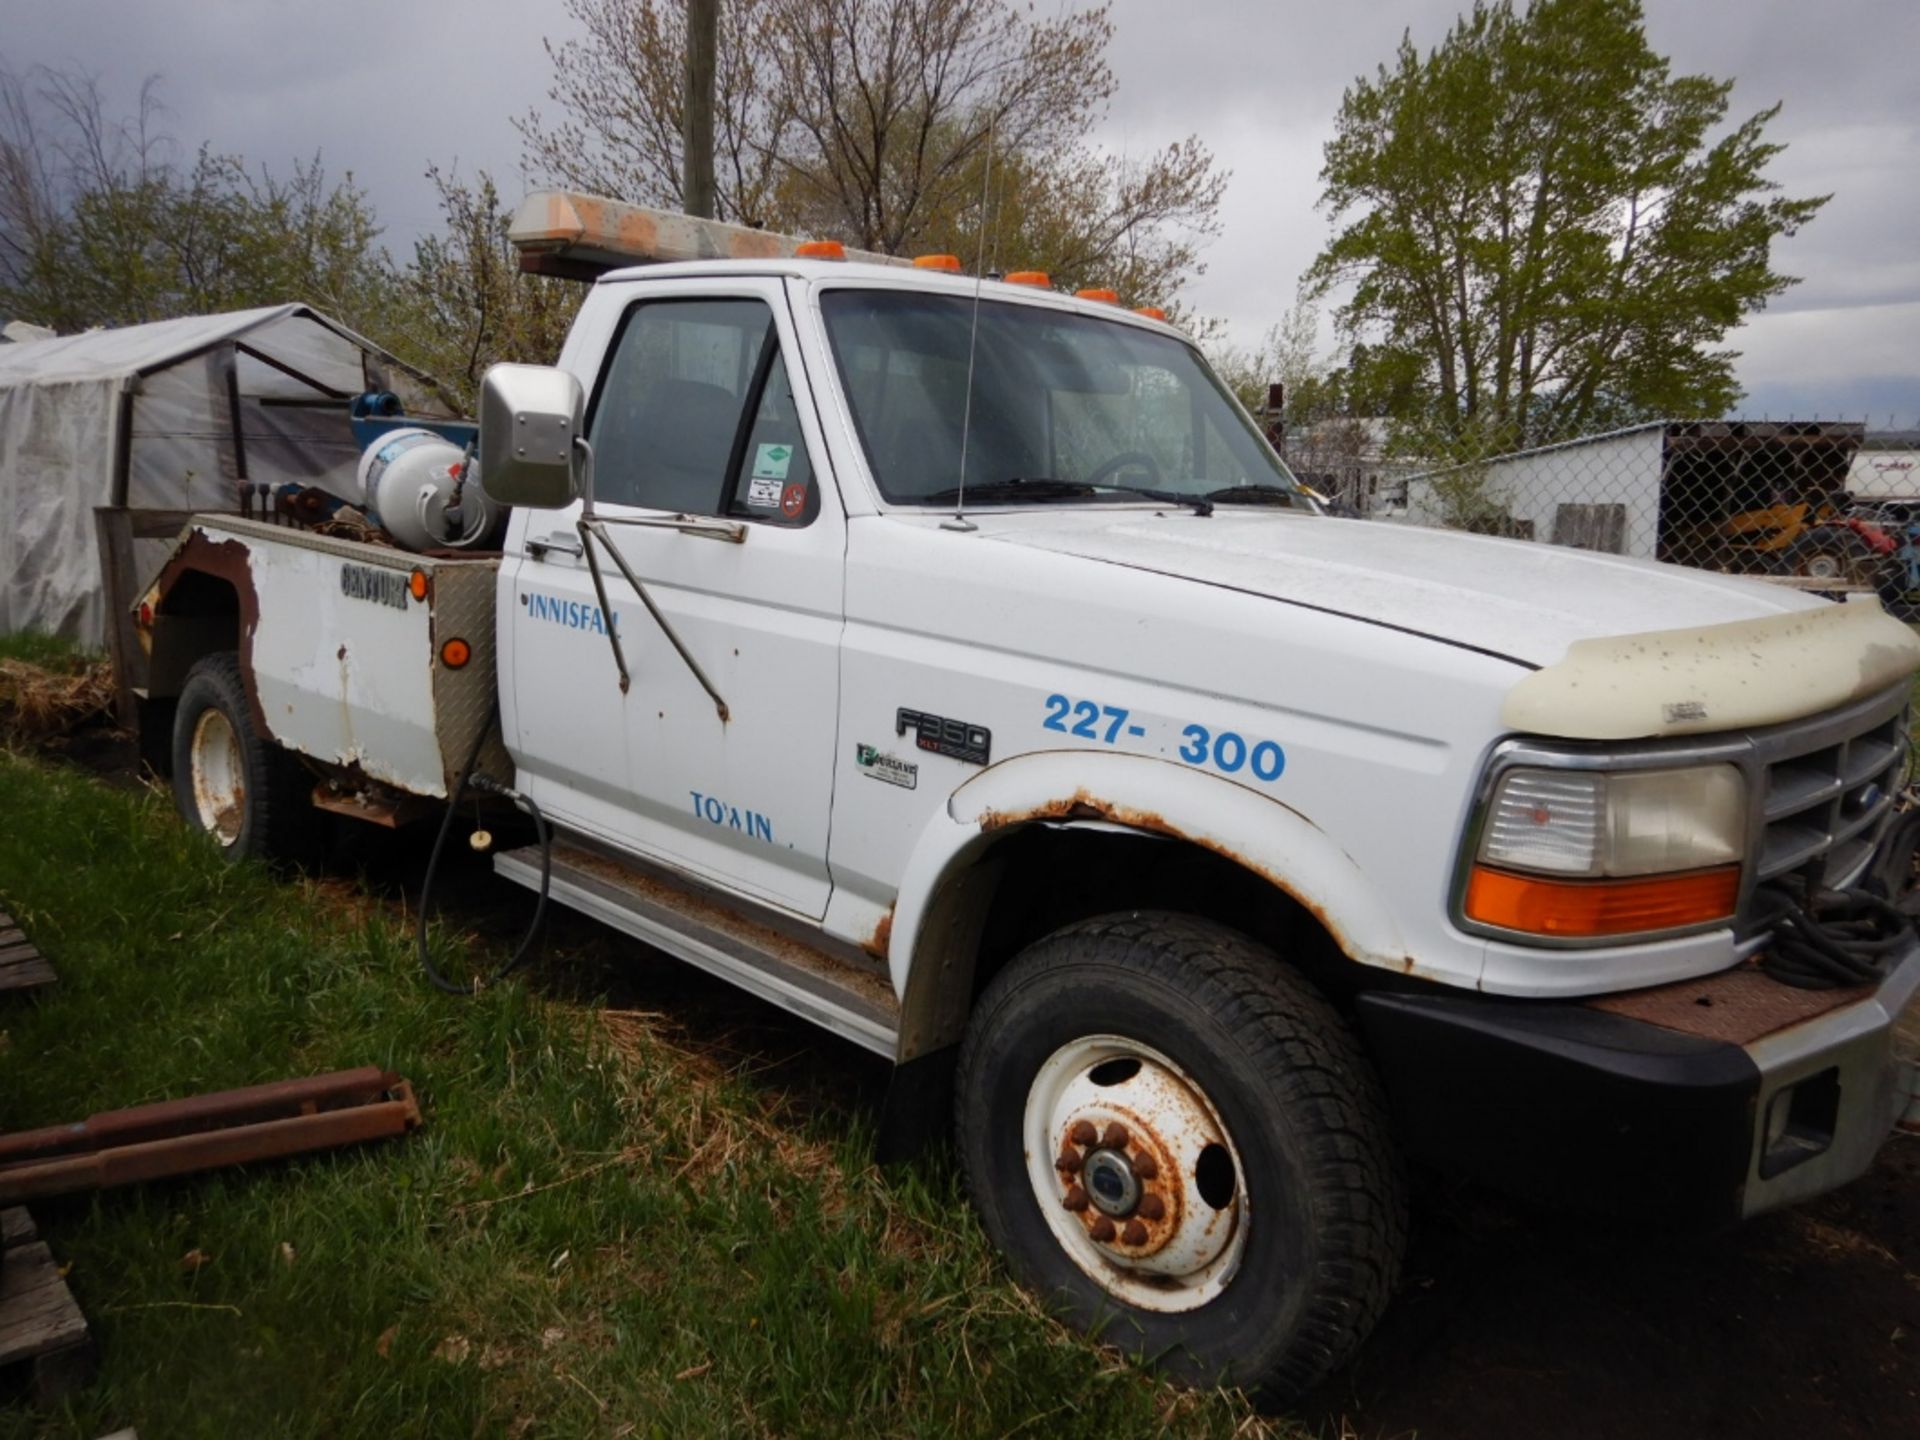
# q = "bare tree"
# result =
<box><xmin>516</xmin><ymin>0</ymin><xmax>1225</xmax><ymax>305</ymax></box>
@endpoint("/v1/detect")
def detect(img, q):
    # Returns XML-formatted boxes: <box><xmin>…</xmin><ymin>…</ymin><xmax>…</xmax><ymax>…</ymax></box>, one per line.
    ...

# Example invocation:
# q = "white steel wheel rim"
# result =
<box><xmin>1023</xmin><ymin>1034</ymin><xmax>1250</xmax><ymax>1313</ymax></box>
<box><xmin>1804</xmin><ymin>553</ymin><xmax>1843</xmax><ymax>580</ymax></box>
<box><xmin>189</xmin><ymin>708</ymin><xmax>246</xmax><ymax>846</ymax></box>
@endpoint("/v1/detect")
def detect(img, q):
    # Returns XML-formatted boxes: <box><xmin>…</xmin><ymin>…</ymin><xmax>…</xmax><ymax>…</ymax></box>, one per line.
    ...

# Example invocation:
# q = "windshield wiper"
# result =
<box><xmin>917</xmin><ymin>476</ymin><xmax>1214</xmax><ymax>517</ymax></box>
<box><xmin>1202</xmin><ymin>484</ymin><xmax>1301</xmax><ymax>508</ymax></box>
<box><xmin>918</xmin><ymin>477</ymin><xmax>1095</xmax><ymax>505</ymax></box>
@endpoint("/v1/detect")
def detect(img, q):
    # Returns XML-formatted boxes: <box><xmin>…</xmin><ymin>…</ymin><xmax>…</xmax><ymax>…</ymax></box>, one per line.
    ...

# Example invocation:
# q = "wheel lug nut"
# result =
<box><xmin>1101</xmin><ymin>1122</ymin><xmax>1130</xmax><ymax>1149</ymax></box>
<box><xmin>1061</xmin><ymin>1185</ymin><xmax>1089</xmax><ymax>1212</ymax></box>
<box><xmin>1131</xmin><ymin>1152</ymin><xmax>1159</xmax><ymax>1180</ymax></box>
<box><xmin>1137</xmin><ymin>1194</ymin><xmax>1165</xmax><ymax>1220</ymax></box>
<box><xmin>1122</xmin><ymin>1219</ymin><xmax>1148</xmax><ymax>1246</ymax></box>
<box><xmin>1089</xmin><ymin>1216</ymin><xmax>1117</xmax><ymax>1243</ymax></box>
<box><xmin>1055</xmin><ymin>1149</ymin><xmax>1083</xmax><ymax>1174</ymax></box>
<box><xmin>1069</xmin><ymin>1120</ymin><xmax>1098</xmax><ymax>1146</ymax></box>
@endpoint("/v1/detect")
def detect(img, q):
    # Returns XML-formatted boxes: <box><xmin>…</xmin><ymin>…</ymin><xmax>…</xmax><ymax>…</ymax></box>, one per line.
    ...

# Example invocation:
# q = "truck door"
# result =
<box><xmin>509</xmin><ymin>278</ymin><xmax>844</xmax><ymax>919</ymax></box>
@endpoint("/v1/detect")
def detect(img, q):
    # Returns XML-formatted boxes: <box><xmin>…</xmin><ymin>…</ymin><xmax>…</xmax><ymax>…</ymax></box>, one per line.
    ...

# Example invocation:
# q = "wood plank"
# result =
<box><xmin>1</xmin><ymin>1208</ymin><xmax>38</xmax><ymax>1245</ymax></box>
<box><xmin>0</xmin><ymin>959</ymin><xmax>57</xmax><ymax>993</ymax></box>
<box><xmin>0</xmin><ymin>1241</ymin><xmax>89</xmax><ymax>1366</ymax></box>
<box><xmin>0</xmin><ymin>929</ymin><xmax>25</xmax><ymax>949</ymax></box>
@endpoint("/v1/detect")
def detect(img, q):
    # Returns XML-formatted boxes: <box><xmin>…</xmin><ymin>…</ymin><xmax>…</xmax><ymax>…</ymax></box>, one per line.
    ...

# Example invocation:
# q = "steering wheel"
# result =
<box><xmin>1085</xmin><ymin>450</ymin><xmax>1164</xmax><ymax>488</ymax></box>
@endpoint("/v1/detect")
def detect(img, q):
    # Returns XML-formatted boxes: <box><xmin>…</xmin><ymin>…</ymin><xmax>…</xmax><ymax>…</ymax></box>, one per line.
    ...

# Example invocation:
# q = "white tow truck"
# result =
<box><xmin>133</xmin><ymin>191</ymin><xmax>1920</xmax><ymax>1402</ymax></box>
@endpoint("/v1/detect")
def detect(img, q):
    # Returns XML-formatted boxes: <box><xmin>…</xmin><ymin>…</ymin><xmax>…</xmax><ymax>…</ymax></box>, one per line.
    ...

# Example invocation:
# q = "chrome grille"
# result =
<box><xmin>1743</xmin><ymin>687</ymin><xmax>1909</xmax><ymax>924</ymax></box>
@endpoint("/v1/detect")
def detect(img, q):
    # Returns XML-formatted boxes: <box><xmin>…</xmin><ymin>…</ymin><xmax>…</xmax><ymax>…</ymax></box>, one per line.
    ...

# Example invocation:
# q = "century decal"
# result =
<box><xmin>689</xmin><ymin>791</ymin><xmax>774</xmax><ymax>843</ymax></box>
<box><xmin>340</xmin><ymin>563</ymin><xmax>409</xmax><ymax>610</ymax></box>
<box><xmin>525</xmin><ymin>590</ymin><xmax>619</xmax><ymax>635</ymax></box>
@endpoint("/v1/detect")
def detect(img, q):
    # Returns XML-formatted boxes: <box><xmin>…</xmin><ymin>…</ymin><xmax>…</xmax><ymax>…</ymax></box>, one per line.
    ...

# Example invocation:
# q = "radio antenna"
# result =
<box><xmin>942</xmin><ymin>109</ymin><xmax>997</xmax><ymax>534</ymax></box>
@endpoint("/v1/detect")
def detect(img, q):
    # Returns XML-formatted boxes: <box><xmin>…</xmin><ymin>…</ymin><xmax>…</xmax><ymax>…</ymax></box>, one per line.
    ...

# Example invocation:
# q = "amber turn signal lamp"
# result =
<box><xmin>1464</xmin><ymin>864</ymin><xmax>1740</xmax><ymax>939</ymax></box>
<box><xmin>1005</xmin><ymin>270</ymin><xmax>1051</xmax><ymax>287</ymax></box>
<box><xmin>796</xmin><ymin>240</ymin><xmax>846</xmax><ymax>260</ymax></box>
<box><xmin>914</xmin><ymin>254</ymin><xmax>963</xmax><ymax>272</ymax></box>
<box><xmin>1133</xmin><ymin>305</ymin><xmax>1168</xmax><ymax>321</ymax></box>
<box><xmin>408</xmin><ymin>568</ymin><xmax>429</xmax><ymax>602</ymax></box>
<box><xmin>440</xmin><ymin>638</ymin><xmax>472</xmax><ymax>670</ymax></box>
<box><xmin>1076</xmin><ymin>288</ymin><xmax>1119</xmax><ymax>303</ymax></box>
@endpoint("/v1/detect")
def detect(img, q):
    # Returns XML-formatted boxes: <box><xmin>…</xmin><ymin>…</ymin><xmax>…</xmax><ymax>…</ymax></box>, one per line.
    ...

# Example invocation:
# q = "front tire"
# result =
<box><xmin>956</xmin><ymin>912</ymin><xmax>1405</xmax><ymax>1404</ymax></box>
<box><xmin>170</xmin><ymin>652</ymin><xmax>317</xmax><ymax>865</ymax></box>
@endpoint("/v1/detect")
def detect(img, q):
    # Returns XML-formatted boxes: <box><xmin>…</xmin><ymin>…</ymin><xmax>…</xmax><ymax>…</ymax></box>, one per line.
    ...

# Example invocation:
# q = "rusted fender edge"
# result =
<box><xmin>142</xmin><ymin>525</ymin><xmax>272</xmax><ymax>737</ymax></box>
<box><xmin>886</xmin><ymin>750</ymin><xmax>1419</xmax><ymax>1001</ymax></box>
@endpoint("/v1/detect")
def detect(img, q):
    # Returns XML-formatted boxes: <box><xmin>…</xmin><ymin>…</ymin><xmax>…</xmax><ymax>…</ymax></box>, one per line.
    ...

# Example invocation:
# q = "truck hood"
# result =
<box><xmin>971</xmin><ymin>510</ymin><xmax>1920</xmax><ymax>737</ymax></box>
<box><xmin>978</xmin><ymin>510</ymin><xmax>1819</xmax><ymax>667</ymax></box>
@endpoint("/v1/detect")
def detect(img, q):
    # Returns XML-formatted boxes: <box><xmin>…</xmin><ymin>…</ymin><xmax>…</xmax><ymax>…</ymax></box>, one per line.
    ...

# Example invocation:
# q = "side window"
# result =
<box><xmin>727</xmin><ymin>352</ymin><xmax>818</xmax><ymax>526</ymax></box>
<box><xmin>587</xmin><ymin>297</ymin><xmax>815</xmax><ymax>523</ymax></box>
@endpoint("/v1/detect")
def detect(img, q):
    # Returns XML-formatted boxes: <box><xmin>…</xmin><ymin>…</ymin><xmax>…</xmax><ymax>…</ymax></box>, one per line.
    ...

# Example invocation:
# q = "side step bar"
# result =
<box><xmin>494</xmin><ymin>842</ymin><xmax>900</xmax><ymax>1057</ymax></box>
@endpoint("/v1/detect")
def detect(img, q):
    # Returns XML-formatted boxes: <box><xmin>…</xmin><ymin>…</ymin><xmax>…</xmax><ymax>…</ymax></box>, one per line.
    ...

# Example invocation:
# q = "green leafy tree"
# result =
<box><xmin>388</xmin><ymin>168</ymin><xmax>583</xmax><ymax>412</ymax></box>
<box><xmin>1306</xmin><ymin>0</ymin><xmax>1826</xmax><ymax>453</ymax></box>
<box><xmin>0</xmin><ymin>65</ymin><xmax>395</xmax><ymax>337</ymax></box>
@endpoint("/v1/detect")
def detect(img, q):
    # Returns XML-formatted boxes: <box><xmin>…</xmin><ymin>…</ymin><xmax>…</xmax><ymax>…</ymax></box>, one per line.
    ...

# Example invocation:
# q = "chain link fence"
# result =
<box><xmin>1268</xmin><ymin>416</ymin><xmax>1920</xmax><ymax>617</ymax></box>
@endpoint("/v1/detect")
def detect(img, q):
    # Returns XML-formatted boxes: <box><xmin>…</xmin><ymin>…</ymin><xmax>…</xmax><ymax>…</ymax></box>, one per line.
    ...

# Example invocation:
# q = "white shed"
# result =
<box><xmin>0</xmin><ymin>304</ymin><xmax>448</xmax><ymax>647</ymax></box>
<box><xmin>1402</xmin><ymin>420</ymin><xmax>1863</xmax><ymax>570</ymax></box>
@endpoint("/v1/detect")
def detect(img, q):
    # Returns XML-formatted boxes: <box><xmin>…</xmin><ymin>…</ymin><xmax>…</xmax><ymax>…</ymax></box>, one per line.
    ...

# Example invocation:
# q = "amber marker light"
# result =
<box><xmin>1005</xmin><ymin>270</ymin><xmax>1051</xmax><ymax>287</ymax></box>
<box><xmin>1464</xmin><ymin>864</ymin><xmax>1740</xmax><ymax>939</ymax></box>
<box><xmin>440</xmin><ymin>638</ymin><xmax>472</xmax><ymax>670</ymax></box>
<box><xmin>409</xmin><ymin>568</ymin><xmax>430</xmax><ymax>602</ymax></box>
<box><xmin>1133</xmin><ymin>306</ymin><xmax>1168</xmax><ymax>321</ymax></box>
<box><xmin>1076</xmin><ymin>288</ymin><xmax>1119</xmax><ymax>303</ymax></box>
<box><xmin>795</xmin><ymin>240</ymin><xmax>846</xmax><ymax>260</ymax></box>
<box><xmin>914</xmin><ymin>254</ymin><xmax>963</xmax><ymax>272</ymax></box>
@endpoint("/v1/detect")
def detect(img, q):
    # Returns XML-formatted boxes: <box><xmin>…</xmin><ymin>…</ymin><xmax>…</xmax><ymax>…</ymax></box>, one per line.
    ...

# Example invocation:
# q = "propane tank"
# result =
<box><xmin>356</xmin><ymin>428</ymin><xmax>503</xmax><ymax>552</ymax></box>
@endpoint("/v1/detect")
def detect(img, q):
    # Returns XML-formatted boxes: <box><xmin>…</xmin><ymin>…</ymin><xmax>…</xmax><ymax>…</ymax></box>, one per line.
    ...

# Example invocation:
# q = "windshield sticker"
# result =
<box><xmin>747</xmin><ymin>476</ymin><xmax>783</xmax><ymax>508</ymax></box>
<box><xmin>897</xmin><ymin>708</ymin><xmax>991</xmax><ymax>766</ymax></box>
<box><xmin>780</xmin><ymin>483</ymin><xmax>807</xmax><ymax>519</ymax></box>
<box><xmin>753</xmin><ymin>443</ymin><xmax>795</xmax><ymax>480</ymax></box>
<box><xmin>689</xmin><ymin>790</ymin><xmax>774</xmax><ymax>843</ymax></box>
<box><xmin>855</xmin><ymin>744</ymin><xmax>918</xmax><ymax>790</ymax></box>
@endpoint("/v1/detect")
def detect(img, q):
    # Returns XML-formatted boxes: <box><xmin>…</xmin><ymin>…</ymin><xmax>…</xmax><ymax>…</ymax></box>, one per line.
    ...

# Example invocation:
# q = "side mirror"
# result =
<box><xmin>478</xmin><ymin>363</ymin><xmax>587</xmax><ymax>509</ymax></box>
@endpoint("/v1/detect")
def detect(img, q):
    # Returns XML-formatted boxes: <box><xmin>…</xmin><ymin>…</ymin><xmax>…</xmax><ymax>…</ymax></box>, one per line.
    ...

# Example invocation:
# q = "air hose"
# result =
<box><xmin>1753</xmin><ymin>881</ymin><xmax>1914</xmax><ymax>990</ymax></box>
<box><xmin>416</xmin><ymin>710</ymin><xmax>553</xmax><ymax>996</ymax></box>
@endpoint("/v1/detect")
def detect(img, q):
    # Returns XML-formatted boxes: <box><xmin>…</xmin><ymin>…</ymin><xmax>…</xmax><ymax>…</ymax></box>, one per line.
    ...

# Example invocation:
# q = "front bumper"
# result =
<box><xmin>1356</xmin><ymin>939</ymin><xmax>1920</xmax><ymax>1224</ymax></box>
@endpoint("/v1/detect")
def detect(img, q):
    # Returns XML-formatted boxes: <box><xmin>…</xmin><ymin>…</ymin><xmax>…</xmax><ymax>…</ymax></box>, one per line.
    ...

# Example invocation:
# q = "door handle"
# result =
<box><xmin>527</xmin><ymin>534</ymin><xmax>584</xmax><ymax>561</ymax></box>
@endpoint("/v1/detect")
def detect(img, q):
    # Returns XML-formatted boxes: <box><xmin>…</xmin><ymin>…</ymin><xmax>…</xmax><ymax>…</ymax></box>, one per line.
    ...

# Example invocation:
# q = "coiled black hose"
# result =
<box><xmin>416</xmin><ymin>711</ymin><xmax>553</xmax><ymax>996</ymax></box>
<box><xmin>1753</xmin><ymin>881</ymin><xmax>1914</xmax><ymax>990</ymax></box>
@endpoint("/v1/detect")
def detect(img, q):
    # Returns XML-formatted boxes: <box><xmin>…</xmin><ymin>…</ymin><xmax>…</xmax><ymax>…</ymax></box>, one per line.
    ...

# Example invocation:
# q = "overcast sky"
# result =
<box><xmin>3</xmin><ymin>0</ymin><xmax>1914</xmax><ymax>424</ymax></box>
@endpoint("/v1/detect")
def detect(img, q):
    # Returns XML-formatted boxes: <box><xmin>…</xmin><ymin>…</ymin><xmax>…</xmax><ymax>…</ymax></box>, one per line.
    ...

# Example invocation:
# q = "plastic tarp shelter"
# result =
<box><xmin>0</xmin><ymin>303</ymin><xmax>450</xmax><ymax>646</ymax></box>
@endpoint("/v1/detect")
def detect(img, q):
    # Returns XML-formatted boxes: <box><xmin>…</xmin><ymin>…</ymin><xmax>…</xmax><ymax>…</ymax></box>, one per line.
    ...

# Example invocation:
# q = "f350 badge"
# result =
<box><xmin>896</xmin><ymin>708</ymin><xmax>991</xmax><ymax>766</ymax></box>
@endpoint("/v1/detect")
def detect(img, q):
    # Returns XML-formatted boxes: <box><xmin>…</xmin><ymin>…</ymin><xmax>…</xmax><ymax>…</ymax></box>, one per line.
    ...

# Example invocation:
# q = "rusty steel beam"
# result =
<box><xmin>0</xmin><ymin>1069</ymin><xmax>419</xmax><ymax>1202</ymax></box>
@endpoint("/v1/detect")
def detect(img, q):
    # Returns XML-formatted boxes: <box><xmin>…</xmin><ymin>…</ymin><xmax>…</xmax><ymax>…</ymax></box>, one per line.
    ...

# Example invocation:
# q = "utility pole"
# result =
<box><xmin>683</xmin><ymin>0</ymin><xmax>718</xmax><ymax>219</ymax></box>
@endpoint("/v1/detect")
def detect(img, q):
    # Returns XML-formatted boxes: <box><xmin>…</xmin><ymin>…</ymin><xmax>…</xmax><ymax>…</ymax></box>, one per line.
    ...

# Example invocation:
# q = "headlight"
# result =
<box><xmin>1465</xmin><ymin>764</ymin><xmax>1746</xmax><ymax>940</ymax></box>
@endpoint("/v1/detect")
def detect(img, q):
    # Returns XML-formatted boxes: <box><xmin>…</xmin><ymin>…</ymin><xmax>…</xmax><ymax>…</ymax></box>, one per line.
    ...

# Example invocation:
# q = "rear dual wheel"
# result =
<box><xmin>956</xmin><ymin>912</ymin><xmax>1406</xmax><ymax>1403</ymax></box>
<box><xmin>170</xmin><ymin>652</ymin><xmax>319</xmax><ymax>865</ymax></box>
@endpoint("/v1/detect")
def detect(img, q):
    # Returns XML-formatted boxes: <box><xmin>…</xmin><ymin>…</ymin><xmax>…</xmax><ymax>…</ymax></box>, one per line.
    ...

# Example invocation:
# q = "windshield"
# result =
<box><xmin>819</xmin><ymin>289</ymin><xmax>1304</xmax><ymax>506</ymax></box>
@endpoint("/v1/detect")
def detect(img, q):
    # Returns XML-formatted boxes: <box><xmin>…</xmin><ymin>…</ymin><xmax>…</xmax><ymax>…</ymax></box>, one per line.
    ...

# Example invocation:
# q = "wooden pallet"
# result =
<box><xmin>0</xmin><ymin>912</ymin><xmax>57</xmax><ymax>995</ymax></box>
<box><xmin>0</xmin><ymin>1207</ymin><xmax>94</xmax><ymax>1404</ymax></box>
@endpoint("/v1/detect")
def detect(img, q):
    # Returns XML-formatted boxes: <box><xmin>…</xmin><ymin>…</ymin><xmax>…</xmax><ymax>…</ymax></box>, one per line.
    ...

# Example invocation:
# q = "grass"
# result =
<box><xmin>0</xmin><ymin>747</ymin><xmax>1289</xmax><ymax>1438</ymax></box>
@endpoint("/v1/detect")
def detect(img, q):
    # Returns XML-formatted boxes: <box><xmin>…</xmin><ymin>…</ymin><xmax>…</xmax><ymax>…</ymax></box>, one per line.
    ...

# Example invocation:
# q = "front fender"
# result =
<box><xmin>888</xmin><ymin>748</ymin><xmax>1412</xmax><ymax>1004</ymax></box>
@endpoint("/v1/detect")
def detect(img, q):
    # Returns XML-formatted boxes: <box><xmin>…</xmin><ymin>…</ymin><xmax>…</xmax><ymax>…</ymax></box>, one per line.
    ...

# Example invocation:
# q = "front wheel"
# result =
<box><xmin>955</xmin><ymin>912</ymin><xmax>1406</xmax><ymax>1403</ymax></box>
